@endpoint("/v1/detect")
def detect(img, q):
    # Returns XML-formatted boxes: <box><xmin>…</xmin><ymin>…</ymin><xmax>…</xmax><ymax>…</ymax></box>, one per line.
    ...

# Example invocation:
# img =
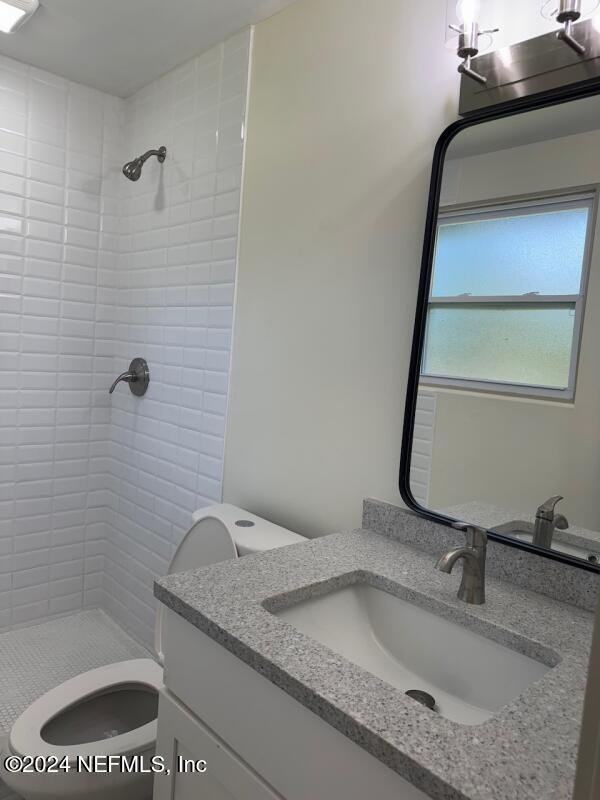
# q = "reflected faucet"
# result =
<box><xmin>436</xmin><ymin>523</ymin><xmax>487</xmax><ymax>605</ymax></box>
<box><xmin>533</xmin><ymin>496</ymin><xmax>569</xmax><ymax>549</ymax></box>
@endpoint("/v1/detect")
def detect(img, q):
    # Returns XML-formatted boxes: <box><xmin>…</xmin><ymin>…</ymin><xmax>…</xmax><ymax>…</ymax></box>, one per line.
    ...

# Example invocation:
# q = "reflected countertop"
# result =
<box><xmin>443</xmin><ymin>500</ymin><xmax>600</xmax><ymax>557</ymax></box>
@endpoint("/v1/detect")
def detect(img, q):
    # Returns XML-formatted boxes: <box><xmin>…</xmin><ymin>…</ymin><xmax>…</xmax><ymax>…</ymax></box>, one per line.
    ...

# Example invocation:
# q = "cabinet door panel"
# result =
<box><xmin>153</xmin><ymin>689</ymin><xmax>283</xmax><ymax>800</ymax></box>
<box><xmin>173</xmin><ymin>743</ymin><xmax>236</xmax><ymax>800</ymax></box>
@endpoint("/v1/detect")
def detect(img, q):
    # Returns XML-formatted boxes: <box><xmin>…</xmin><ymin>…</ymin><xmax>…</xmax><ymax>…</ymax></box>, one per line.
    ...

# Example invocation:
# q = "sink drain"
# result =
<box><xmin>405</xmin><ymin>690</ymin><xmax>436</xmax><ymax>711</ymax></box>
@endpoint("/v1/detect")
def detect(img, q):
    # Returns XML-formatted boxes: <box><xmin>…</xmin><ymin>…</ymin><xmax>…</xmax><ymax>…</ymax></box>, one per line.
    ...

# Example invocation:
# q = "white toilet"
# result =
<box><xmin>0</xmin><ymin>504</ymin><xmax>305</xmax><ymax>800</ymax></box>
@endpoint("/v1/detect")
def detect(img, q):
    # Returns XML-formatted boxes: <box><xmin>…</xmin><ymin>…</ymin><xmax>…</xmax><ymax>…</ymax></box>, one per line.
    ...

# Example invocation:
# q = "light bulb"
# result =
<box><xmin>0</xmin><ymin>0</ymin><xmax>38</xmax><ymax>34</ymax></box>
<box><xmin>0</xmin><ymin>1</ymin><xmax>25</xmax><ymax>33</ymax></box>
<box><xmin>456</xmin><ymin>0</ymin><xmax>482</xmax><ymax>26</ymax></box>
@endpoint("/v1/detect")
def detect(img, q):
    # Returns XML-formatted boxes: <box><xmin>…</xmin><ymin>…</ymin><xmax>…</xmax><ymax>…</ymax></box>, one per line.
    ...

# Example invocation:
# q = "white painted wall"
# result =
<box><xmin>427</xmin><ymin>128</ymin><xmax>600</xmax><ymax>531</ymax></box>
<box><xmin>223</xmin><ymin>0</ymin><xmax>459</xmax><ymax>535</ymax></box>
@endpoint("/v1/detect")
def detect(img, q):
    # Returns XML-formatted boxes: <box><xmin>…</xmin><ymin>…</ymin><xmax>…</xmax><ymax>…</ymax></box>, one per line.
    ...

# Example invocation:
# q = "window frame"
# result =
<box><xmin>419</xmin><ymin>189</ymin><xmax>598</xmax><ymax>402</ymax></box>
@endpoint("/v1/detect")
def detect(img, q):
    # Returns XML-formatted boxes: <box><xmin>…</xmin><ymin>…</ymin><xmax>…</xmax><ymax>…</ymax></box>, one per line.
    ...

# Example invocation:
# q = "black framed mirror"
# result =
<box><xmin>400</xmin><ymin>83</ymin><xmax>600</xmax><ymax>574</ymax></box>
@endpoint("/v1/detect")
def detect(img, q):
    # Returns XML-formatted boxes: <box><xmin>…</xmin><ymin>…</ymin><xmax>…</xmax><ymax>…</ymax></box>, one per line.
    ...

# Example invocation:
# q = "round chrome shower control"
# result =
<box><xmin>109</xmin><ymin>358</ymin><xmax>150</xmax><ymax>397</ymax></box>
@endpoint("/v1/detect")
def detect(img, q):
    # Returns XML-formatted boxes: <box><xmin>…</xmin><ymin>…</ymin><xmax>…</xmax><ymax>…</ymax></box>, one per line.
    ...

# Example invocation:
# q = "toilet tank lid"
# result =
<box><xmin>155</xmin><ymin>504</ymin><xmax>305</xmax><ymax>663</ymax></box>
<box><xmin>192</xmin><ymin>503</ymin><xmax>306</xmax><ymax>555</ymax></box>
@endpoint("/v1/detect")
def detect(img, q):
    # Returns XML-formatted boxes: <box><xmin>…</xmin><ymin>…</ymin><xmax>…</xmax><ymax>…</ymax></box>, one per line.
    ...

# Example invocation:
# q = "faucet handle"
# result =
<box><xmin>537</xmin><ymin>496</ymin><xmax>564</xmax><ymax>521</ymax></box>
<box><xmin>452</xmin><ymin>522</ymin><xmax>488</xmax><ymax>548</ymax></box>
<box><xmin>554</xmin><ymin>514</ymin><xmax>569</xmax><ymax>531</ymax></box>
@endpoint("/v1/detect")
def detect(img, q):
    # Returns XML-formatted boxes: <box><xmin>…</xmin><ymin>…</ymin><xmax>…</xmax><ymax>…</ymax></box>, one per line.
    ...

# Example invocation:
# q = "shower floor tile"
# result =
<box><xmin>0</xmin><ymin>609</ymin><xmax>153</xmax><ymax>799</ymax></box>
<box><xmin>0</xmin><ymin>608</ymin><xmax>153</xmax><ymax>735</ymax></box>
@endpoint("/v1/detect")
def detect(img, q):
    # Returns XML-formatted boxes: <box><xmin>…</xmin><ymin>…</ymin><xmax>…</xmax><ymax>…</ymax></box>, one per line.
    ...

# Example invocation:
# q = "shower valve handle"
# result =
<box><xmin>109</xmin><ymin>371</ymin><xmax>135</xmax><ymax>393</ymax></box>
<box><xmin>109</xmin><ymin>358</ymin><xmax>150</xmax><ymax>397</ymax></box>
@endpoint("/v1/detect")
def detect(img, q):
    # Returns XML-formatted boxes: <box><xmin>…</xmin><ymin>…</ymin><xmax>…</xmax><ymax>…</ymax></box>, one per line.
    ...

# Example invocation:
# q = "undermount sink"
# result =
<box><xmin>272</xmin><ymin>582</ymin><xmax>555</xmax><ymax>725</ymax></box>
<box><xmin>492</xmin><ymin>521</ymin><xmax>600</xmax><ymax>563</ymax></box>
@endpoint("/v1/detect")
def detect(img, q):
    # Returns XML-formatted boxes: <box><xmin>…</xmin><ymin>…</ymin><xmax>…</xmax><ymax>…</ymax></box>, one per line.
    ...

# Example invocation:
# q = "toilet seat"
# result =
<box><xmin>10</xmin><ymin>659</ymin><xmax>163</xmax><ymax>760</ymax></box>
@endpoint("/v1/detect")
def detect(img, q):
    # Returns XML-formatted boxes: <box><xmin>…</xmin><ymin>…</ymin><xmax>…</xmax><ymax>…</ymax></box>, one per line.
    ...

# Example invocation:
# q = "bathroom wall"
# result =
<box><xmin>426</xmin><ymin>127</ymin><xmax>600</xmax><ymax>530</ymax></box>
<box><xmin>0</xmin><ymin>55</ymin><xmax>121</xmax><ymax>631</ymax></box>
<box><xmin>223</xmin><ymin>0</ymin><xmax>459</xmax><ymax>535</ymax></box>
<box><xmin>102</xmin><ymin>31</ymin><xmax>251</xmax><ymax>644</ymax></box>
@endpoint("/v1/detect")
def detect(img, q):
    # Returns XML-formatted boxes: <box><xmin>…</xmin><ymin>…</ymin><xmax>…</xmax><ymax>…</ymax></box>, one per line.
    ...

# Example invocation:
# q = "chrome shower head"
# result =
<box><xmin>122</xmin><ymin>146</ymin><xmax>167</xmax><ymax>182</ymax></box>
<box><xmin>123</xmin><ymin>158</ymin><xmax>143</xmax><ymax>182</ymax></box>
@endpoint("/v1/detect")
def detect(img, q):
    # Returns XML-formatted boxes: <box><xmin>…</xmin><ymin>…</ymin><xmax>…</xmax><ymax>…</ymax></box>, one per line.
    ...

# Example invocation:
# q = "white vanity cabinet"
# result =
<box><xmin>153</xmin><ymin>607</ymin><xmax>430</xmax><ymax>800</ymax></box>
<box><xmin>154</xmin><ymin>690</ymin><xmax>282</xmax><ymax>800</ymax></box>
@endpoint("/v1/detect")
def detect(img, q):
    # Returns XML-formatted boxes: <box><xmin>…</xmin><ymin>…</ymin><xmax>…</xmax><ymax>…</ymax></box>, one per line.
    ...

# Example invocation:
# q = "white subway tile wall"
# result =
<box><xmin>0</xmin><ymin>54</ymin><xmax>124</xmax><ymax>631</ymax></box>
<box><xmin>411</xmin><ymin>391</ymin><xmax>436</xmax><ymax>507</ymax></box>
<box><xmin>0</xmin><ymin>29</ymin><xmax>250</xmax><ymax>643</ymax></box>
<box><xmin>102</xmin><ymin>29</ymin><xmax>250</xmax><ymax>645</ymax></box>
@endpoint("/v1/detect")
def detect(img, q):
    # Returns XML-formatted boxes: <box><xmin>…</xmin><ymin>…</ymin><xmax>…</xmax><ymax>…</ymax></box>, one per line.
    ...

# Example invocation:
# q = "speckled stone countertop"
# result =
<box><xmin>155</xmin><ymin>529</ymin><xmax>594</xmax><ymax>800</ymax></box>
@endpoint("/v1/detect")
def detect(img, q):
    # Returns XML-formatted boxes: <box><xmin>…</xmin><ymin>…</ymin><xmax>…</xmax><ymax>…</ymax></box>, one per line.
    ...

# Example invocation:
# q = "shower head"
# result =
<box><xmin>122</xmin><ymin>146</ymin><xmax>167</xmax><ymax>182</ymax></box>
<box><xmin>122</xmin><ymin>158</ymin><xmax>144</xmax><ymax>182</ymax></box>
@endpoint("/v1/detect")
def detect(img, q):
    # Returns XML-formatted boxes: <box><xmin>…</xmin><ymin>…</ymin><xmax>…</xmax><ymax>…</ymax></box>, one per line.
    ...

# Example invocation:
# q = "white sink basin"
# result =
<box><xmin>274</xmin><ymin>583</ymin><xmax>555</xmax><ymax>725</ymax></box>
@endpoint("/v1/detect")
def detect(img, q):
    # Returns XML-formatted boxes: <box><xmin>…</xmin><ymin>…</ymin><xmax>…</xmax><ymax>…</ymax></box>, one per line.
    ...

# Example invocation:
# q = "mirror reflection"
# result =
<box><xmin>410</xmin><ymin>95</ymin><xmax>600</xmax><ymax>566</ymax></box>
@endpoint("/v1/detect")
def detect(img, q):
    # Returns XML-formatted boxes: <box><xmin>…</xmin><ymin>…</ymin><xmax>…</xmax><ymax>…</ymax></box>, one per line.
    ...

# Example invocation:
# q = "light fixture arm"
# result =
<box><xmin>555</xmin><ymin>0</ymin><xmax>586</xmax><ymax>55</ymax></box>
<box><xmin>458</xmin><ymin>56</ymin><xmax>488</xmax><ymax>85</ymax></box>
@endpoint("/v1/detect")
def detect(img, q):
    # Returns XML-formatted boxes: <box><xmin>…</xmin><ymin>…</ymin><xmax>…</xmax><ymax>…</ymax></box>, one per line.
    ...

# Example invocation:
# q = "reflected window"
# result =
<box><xmin>421</xmin><ymin>192</ymin><xmax>596</xmax><ymax>400</ymax></box>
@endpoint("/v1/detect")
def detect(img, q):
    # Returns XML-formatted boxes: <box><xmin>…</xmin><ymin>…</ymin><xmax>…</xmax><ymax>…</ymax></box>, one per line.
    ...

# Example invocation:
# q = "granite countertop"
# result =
<box><xmin>155</xmin><ymin>529</ymin><xmax>594</xmax><ymax>800</ymax></box>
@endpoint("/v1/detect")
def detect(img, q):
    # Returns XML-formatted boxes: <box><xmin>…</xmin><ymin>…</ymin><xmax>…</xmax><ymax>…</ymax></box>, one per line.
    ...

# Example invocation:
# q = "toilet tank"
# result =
<box><xmin>155</xmin><ymin>504</ymin><xmax>306</xmax><ymax>663</ymax></box>
<box><xmin>192</xmin><ymin>503</ymin><xmax>306</xmax><ymax>556</ymax></box>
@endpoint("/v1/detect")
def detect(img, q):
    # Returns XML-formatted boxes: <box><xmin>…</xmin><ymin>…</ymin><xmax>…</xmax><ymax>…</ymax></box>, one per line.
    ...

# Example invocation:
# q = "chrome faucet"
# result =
<box><xmin>533</xmin><ymin>496</ymin><xmax>569</xmax><ymax>549</ymax></box>
<box><xmin>436</xmin><ymin>523</ymin><xmax>487</xmax><ymax>605</ymax></box>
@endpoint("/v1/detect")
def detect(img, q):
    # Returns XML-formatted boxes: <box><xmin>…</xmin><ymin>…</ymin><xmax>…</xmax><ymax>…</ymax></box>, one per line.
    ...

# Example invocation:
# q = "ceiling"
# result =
<box><xmin>0</xmin><ymin>0</ymin><xmax>297</xmax><ymax>97</ymax></box>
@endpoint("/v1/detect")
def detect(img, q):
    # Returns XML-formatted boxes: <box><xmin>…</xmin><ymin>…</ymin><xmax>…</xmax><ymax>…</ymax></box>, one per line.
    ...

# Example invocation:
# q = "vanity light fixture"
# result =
<box><xmin>557</xmin><ymin>0</ymin><xmax>586</xmax><ymax>53</ymax></box>
<box><xmin>449</xmin><ymin>0</ymin><xmax>499</xmax><ymax>85</ymax></box>
<box><xmin>542</xmin><ymin>0</ymin><xmax>600</xmax><ymax>55</ymax></box>
<box><xmin>0</xmin><ymin>0</ymin><xmax>38</xmax><ymax>33</ymax></box>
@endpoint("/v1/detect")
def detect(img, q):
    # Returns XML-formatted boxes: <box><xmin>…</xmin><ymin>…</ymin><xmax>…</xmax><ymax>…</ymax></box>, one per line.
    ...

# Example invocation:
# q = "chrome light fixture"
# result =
<box><xmin>449</xmin><ymin>0</ymin><xmax>499</xmax><ymax>85</ymax></box>
<box><xmin>542</xmin><ymin>0</ymin><xmax>600</xmax><ymax>54</ymax></box>
<box><xmin>557</xmin><ymin>0</ymin><xmax>586</xmax><ymax>53</ymax></box>
<box><xmin>0</xmin><ymin>0</ymin><xmax>38</xmax><ymax>34</ymax></box>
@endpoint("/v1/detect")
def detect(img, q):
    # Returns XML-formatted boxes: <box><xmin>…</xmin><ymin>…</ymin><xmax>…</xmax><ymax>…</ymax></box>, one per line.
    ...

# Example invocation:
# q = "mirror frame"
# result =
<box><xmin>400</xmin><ymin>80</ymin><xmax>600</xmax><ymax>574</ymax></box>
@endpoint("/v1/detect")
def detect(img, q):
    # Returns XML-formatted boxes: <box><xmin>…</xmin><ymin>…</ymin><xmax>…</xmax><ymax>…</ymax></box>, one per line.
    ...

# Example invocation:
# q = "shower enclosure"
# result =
<box><xmin>0</xmin><ymin>29</ymin><xmax>251</xmax><ymax>645</ymax></box>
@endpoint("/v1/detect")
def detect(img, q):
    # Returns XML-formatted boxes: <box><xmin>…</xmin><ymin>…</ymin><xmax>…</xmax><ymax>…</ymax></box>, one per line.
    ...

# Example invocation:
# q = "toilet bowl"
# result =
<box><xmin>1</xmin><ymin>660</ymin><xmax>163</xmax><ymax>800</ymax></box>
<box><xmin>0</xmin><ymin>504</ymin><xmax>305</xmax><ymax>800</ymax></box>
